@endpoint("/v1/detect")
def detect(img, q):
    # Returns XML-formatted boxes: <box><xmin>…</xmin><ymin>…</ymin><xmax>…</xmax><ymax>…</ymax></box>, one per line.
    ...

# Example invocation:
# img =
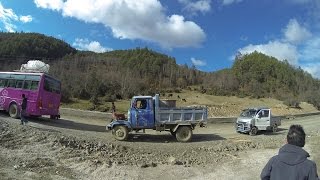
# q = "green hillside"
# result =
<box><xmin>0</xmin><ymin>32</ymin><xmax>77</xmax><ymax>59</ymax></box>
<box><xmin>0</xmin><ymin>32</ymin><xmax>320</xmax><ymax>110</ymax></box>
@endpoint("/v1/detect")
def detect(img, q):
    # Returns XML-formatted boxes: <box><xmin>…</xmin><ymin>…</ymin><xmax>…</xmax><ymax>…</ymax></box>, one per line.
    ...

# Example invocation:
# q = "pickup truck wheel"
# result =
<box><xmin>176</xmin><ymin>126</ymin><xmax>192</xmax><ymax>142</ymax></box>
<box><xmin>9</xmin><ymin>103</ymin><xmax>20</xmax><ymax>119</ymax></box>
<box><xmin>272</xmin><ymin>125</ymin><xmax>278</xmax><ymax>133</ymax></box>
<box><xmin>112</xmin><ymin>126</ymin><xmax>128</xmax><ymax>141</ymax></box>
<box><xmin>249</xmin><ymin>126</ymin><xmax>258</xmax><ymax>136</ymax></box>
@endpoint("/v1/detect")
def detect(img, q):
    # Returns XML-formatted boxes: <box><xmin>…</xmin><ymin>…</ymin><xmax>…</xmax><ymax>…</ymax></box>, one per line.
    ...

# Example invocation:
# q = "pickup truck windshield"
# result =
<box><xmin>240</xmin><ymin>109</ymin><xmax>257</xmax><ymax>117</ymax></box>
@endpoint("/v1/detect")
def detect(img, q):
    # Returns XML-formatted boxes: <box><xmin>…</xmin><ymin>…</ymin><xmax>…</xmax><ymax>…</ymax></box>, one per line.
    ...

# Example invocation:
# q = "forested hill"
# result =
<box><xmin>203</xmin><ymin>52</ymin><xmax>320</xmax><ymax>109</ymax></box>
<box><xmin>0</xmin><ymin>32</ymin><xmax>77</xmax><ymax>59</ymax></box>
<box><xmin>0</xmin><ymin>32</ymin><xmax>319</xmax><ymax>109</ymax></box>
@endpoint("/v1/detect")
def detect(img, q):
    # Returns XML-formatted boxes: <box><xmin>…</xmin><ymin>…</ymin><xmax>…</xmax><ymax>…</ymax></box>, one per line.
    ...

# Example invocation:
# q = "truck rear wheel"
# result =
<box><xmin>249</xmin><ymin>126</ymin><xmax>258</xmax><ymax>136</ymax></box>
<box><xmin>272</xmin><ymin>125</ymin><xmax>278</xmax><ymax>133</ymax></box>
<box><xmin>176</xmin><ymin>126</ymin><xmax>192</xmax><ymax>142</ymax></box>
<box><xmin>112</xmin><ymin>126</ymin><xmax>128</xmax><ymax>141</ymax></box>
<box><xmin>9</xmin><ymin>103</ymin><xmax>20</xmax><ymax>119</ymax></box>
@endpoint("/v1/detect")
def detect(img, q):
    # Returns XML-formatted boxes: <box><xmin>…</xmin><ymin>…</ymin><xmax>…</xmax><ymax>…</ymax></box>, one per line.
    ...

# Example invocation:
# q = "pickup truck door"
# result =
<box><xmin>131</xmin><ymin>98</ymin><xmax>154</xmax><ymax>128</ymax></box>
<box><xmin>255</xmin><ymin>109</ymin><xmax>270</xmax><ymax>129</ymax></box>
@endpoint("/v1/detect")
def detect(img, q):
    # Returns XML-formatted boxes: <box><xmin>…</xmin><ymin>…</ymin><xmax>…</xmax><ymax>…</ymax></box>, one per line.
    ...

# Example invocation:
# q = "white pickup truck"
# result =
<box><xmin>235</xmin><ymin>107</ymin><xmax>281</xmax><ymax>135</ymax></box>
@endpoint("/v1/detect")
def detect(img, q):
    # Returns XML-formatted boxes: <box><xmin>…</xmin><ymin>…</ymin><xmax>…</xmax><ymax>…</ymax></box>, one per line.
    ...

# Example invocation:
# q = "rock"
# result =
<box><xmin>167</xmin><ymin>156</ymin><xmax>177</xmax><ymax>165</ymax></box>
<box><xmin>140</xmin><ymin>163</ymin><xmax>149</xmax><ymax>168</ymax></box>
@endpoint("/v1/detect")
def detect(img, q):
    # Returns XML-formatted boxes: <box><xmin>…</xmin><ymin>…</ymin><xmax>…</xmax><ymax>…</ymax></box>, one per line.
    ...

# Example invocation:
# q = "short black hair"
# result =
<box><xmin>287</xmin><ymin>124</ymin><xmax>306</xmax><ymax>147</ymax></box>
<box><xmin>22</xmin><ymin>94</ymin><xmax>25</xmax><ymax>98</ymax></box>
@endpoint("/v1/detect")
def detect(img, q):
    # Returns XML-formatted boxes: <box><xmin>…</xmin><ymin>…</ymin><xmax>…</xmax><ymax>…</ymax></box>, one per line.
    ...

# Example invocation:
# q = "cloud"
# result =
<box><xmin>178</xmin><ymin>0</ymin><xmax>211</xmax><ymax>15</ymax></box>
<box><xmin>301</xmin><ymin>63</ymin><xmax>320</xmax><ymax>79</ymax></box>
<box><xmin>19</xmin><ymin>15</ymin><xmax>33</xmax><ymax>23</ymax></box>
<box><xmin>34</xmin><ymin>0</ymin><xmax>206</xmax><ymax>49</ymax></box>
<box><xmin>0</xmin><ymin>2</ymin><xmax>18</xmax><ymax>32</ymax></box>
<box><xmin>222</xmin><ymin>0</ymin><xmax>243</xmax><ymax>6</ymax></box>
<box><xmin>0</xmin><ymin>2</ymin><xmax>33</xmax><ymax>32</ymax></box>
<box><xmin>191</xmin><ymin>57</ymin><xmax>206</xmax><ymax>66</ymax></box>
<box><xmin>34</xmin><ymin>0</ymin><xmax>63</xmax><ymax>10</ymax></box>
<box><xmin>238</xmin><ymin>41</ymin><xmax>299</xmax><ymax>64</ymax></box>
<box><xmin>72</xmin><ymin>38</ymin><xmax>112</xmax><ymax>53</ymax></box>
<box><xmin>300</xmin><ymin>37</ymin><xmax>320</xmax><ymax>62</ymax></box>
<box><xmin>283</xmin><ymin>19</ymin><xmax>311</xmax><ymax>44</ymax></box>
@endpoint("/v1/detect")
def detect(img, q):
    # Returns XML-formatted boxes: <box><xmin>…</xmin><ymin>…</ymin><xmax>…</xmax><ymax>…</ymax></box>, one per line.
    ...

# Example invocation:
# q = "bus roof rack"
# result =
<box><xmin>20</xmin><ymin>60</ymin><xmax>50</xmax><ymax>73</ymax></box>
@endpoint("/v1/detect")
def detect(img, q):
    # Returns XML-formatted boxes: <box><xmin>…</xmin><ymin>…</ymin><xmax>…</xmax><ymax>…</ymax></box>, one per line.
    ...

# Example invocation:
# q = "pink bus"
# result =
<box><xmin>0</xmin><ymin>71</ymin><xmax>61</xmax><ymax>119</ymax></box>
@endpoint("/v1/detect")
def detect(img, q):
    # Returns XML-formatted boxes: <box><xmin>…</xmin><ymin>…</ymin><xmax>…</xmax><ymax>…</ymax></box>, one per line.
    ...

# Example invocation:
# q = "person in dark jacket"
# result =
<box><xmin>20</xmin><ymin>94</ymin><xmax>28</xmax><ymax>125</ymax></box>
<box><xmin>261</xmin><ymin>124</ymin><xmax>319</xmax><ymax>180</ymax></box>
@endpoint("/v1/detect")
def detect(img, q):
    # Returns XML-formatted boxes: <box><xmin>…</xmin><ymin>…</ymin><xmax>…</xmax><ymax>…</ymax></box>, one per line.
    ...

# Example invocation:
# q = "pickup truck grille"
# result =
<box><xmin>236</xmin><ymin>122</ymin><xmax>249</xmax><ymax>132</ymax></box>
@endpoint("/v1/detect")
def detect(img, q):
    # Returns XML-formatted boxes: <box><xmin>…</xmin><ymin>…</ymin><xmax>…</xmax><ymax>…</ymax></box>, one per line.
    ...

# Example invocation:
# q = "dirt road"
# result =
<box><xmin>0</xmin><ymin>110</ymin><xmax>319</xmax><ymax>180</ymax></box>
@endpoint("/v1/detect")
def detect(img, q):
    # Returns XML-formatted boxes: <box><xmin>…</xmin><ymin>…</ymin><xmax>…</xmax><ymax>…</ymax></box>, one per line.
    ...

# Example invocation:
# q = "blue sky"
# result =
<box><xmin>1</xmin><ymin>0</ymin><xmax>320</xmax><ymax>78</ymax></box>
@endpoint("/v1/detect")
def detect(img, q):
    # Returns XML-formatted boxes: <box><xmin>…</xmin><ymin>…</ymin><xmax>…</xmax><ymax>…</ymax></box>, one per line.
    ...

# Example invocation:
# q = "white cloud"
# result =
<box><xmin>0</xmin><ymin>2</ymin><xmax>33</xmax><ymax>32</ymax></box>
<box><xmin>19</xmin><ymin>15</ymin><xmax>33</xmax><ymax>23</ymax></box>
<box><xmin>191</xmin><ymin>57</ymin><xmax>206</xmax><ymax>66</ymax></box>
<box><xmin>300</xmin><ymin>37</ymin><xmax>320</xmax><ymax>61</ymax></box>
<box><xmin>301</xmin><ymin>63</ymin><xmax>320</xmax><ymax>79</ymax></box>
<box><xmin>34</xmin><ymin>0</ymin><xmax>206</xmax><ymax>49</ymax></box>
<box><xmin>238</xmin><ymin>41</ymin><xmax>299</xmax><ymax>64</ymax></box>
<box><xmin>0</xmin><ymin>2</ymin><xmax>18</xmax><ymax>32</ymax></box>
<box><xmin>283</xmin><ymin>19</ymin><xmax>311</xmax><ymax>44</ymax></box>
<box><xmin>178</xmin><ymin>0</ymin><xmax>211</xmax><ymax>15</ymax></box>
<box><xmin>72</xmin><ymin>38</ymin><xmax>112</xmax><ymax>53</ymax></box>
<box><xmin>34</xmin><ymin>0</ymin><xmax>63</xmax><ymax>10</ymax></box>
<box><xmin>222</xmin><ymin>0</ymin><xmax>243</xmax><ymax>6</ymax></box>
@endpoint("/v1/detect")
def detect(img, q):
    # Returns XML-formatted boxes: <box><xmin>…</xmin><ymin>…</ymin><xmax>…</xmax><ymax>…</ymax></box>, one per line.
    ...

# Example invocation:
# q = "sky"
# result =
<box><xmin>0</xmin><ymin>0</ymin><xmax>320</xmax><ymax>78</ymax></box>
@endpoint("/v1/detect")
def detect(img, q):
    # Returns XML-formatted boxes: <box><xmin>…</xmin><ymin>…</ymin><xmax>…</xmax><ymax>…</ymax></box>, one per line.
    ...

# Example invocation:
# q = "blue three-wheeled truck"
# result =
<box><xmin>106</xmin><ymin>94</ymin><xmax>207</xmax><ymax>142</ymax></box>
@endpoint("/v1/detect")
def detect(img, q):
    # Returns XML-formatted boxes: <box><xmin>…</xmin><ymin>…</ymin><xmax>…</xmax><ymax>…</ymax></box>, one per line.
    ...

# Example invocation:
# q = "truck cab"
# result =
<box><xmin>235</xmin><ymin>107</ymin><xmax>281</xmax><ymax>135</ymax></box>
<box><xmin>129</xmin><ymin>96</ymin><xmax>155</xmax><ymax>129</ymax></box>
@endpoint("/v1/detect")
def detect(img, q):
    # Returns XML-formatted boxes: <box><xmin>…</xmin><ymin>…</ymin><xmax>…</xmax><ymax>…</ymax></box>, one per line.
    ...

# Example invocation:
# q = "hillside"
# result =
<box><xmin>0</xmin><ymin>32</ymin><xmax>77</xmax><ymax>59</ymax></box>
<box><xmin>1</xmin><ymin>32</ymin><xmax>320</xmax><ymax>111</ymax></box>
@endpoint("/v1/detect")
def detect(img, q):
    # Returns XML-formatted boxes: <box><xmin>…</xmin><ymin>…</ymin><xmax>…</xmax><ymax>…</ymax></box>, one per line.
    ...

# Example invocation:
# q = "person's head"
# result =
<box><xmin>287</xmin><ymin>124</ymin><xmax>306</xmax><ymax>147</ymax></box>
<box><xmin>22</xmin><ymin>94</ymin><xmax>25</xmax><ymax>98</ymax></box>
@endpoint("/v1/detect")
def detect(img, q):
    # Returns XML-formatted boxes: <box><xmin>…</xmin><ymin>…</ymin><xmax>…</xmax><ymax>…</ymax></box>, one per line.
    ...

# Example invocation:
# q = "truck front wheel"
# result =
<box><xmin>249</xmin><ymin>126</ymin><xmax>258</xmax><ymax>136</ymax></box>
<box><xmin>112</xmin><ymin>126</ymin><xmax>128</xmax><ymax>141</ymax></box>
<box><xmin>176</xmin><ymin>126</ymin><xmax>192</xmax><ymax>142</ymax></box>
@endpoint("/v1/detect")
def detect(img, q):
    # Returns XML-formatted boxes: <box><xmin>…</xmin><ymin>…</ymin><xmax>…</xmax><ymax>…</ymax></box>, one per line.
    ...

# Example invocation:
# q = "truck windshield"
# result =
<box><xmin>240</xmin><ymin>109</ymin><xmax>257</xmax><ymax>117</ymax></box>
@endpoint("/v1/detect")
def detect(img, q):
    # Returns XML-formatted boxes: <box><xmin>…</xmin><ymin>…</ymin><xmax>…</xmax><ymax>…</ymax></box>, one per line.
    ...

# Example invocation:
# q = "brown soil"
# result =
<box><xmin>0</xmin><ymin>109</ymin><xmax>319</xmax><ymax>180</ymax></box>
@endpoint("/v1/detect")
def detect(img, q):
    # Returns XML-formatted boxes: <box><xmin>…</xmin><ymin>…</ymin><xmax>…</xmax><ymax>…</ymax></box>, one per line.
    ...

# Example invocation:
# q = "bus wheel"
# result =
<box><xmin>9</xmin><ymin>103</ymin><xmax>20</xmax><ymax>119</ymax></box>
<box><xmin>176</xmin><ymin>126</ymin><xmax>192</xmax><ymax>142</ymax></box>
<box><xmin>112</xmin><ymin>126</ymin><xmax>128</xmax><ymax>141</ymax></box>
<box><xmin>50</xmin><ymin>115</ymin><xmax>59</xmax><ymax>120</ymax></box>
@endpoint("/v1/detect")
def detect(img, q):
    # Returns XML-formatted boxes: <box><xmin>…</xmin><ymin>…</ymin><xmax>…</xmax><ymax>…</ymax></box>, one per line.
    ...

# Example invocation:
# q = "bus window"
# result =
<box><xmin>0</xmin><ymin>79</ymin><xmax>7</xmax><ymax>88</ymax></box>
<box><xmin>44</xmin><ymin>76</ymin><xmax>61</xmax><ymax>94</ymax></box>
<box><xmin>11</xmin><ymin>74</ymin><xmax>25</xmax><ymax>80</ymax></box>
<box><xmin>30</xmin><ymin>81</ymin><xmax>39</xmax><ymax>90</ymax></box>
<box><xmin>7</xmin><ymin>79</ymin><xmax>16</xmax><ymax>88</ymax></box>
<box><xmin>15</xmin><ymin>80</ymin><xmax>24</xmax><ymax>89</ymax></box>
<box><xmin>23</xmin><ymin>80</ymin><xmax>31</xmax><ymax>90</ymax></box>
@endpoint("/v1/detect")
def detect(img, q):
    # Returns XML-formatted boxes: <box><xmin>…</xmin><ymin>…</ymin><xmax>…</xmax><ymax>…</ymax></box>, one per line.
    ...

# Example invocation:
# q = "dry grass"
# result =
<box><xmin>61</xmin><ymin>90</ymin><xmax>319</xmax><ymax>117</ymax></box>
